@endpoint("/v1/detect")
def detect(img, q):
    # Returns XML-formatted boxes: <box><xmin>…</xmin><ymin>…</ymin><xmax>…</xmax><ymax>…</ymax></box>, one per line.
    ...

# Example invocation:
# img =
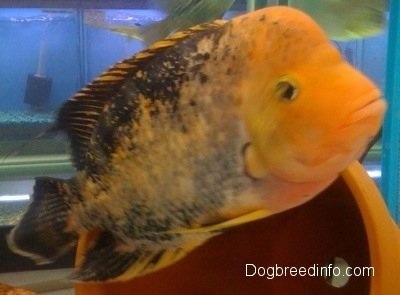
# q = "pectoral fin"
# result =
<box><xmin>242</xmin><ymin>143</ymin><xmax>269</xmax><ymax>180</ymax></box>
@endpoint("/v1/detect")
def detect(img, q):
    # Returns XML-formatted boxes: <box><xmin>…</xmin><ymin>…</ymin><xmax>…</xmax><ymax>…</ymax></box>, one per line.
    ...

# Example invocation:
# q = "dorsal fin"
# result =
<box><xmin>56</xmin><ymin>20</ymin><xmax>227</xmax><ymax>170</ymax></box>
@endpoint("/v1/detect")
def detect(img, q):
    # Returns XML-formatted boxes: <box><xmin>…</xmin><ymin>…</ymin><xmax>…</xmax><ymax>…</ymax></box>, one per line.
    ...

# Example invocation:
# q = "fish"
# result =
<box><xmin>0</xmin><ymin>283</ymin><xmax>36</xmax><ymax>295</ymax></box>
<box><xmin>7</xmin><ymin>6</ymin><xmax>385</xmax><ymax>282</ymax></box>
<box><xmin>85</xmin><ymin>0</ymin><xmax>235</xmax><ymax>46</ymax></box>
<box><xmin>288</xmin><ymin>0</ymin><xmax>387</xmax><ymax>40</ymax></box>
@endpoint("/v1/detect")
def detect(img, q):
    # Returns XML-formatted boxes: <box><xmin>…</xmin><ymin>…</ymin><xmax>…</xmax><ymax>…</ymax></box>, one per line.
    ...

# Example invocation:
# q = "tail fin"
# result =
<box><xmin>7</xmin><ymin>177</ymin><xmax>79</xmax><ymax>264</ymax></box>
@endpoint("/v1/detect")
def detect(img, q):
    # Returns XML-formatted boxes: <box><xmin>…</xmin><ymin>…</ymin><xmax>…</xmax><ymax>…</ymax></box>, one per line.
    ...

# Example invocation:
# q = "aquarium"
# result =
<box><xmin>0</xmin><ymin>0</ymin><xmax>397</xmax><ymax>292</ymax></box>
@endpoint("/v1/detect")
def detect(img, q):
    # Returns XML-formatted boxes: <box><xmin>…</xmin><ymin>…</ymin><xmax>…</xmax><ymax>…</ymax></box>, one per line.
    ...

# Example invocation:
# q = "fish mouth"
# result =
<box><xmin>346</xmin><ymin>95</ymin><xmax>386</xmax><ymax>125</ymax></box>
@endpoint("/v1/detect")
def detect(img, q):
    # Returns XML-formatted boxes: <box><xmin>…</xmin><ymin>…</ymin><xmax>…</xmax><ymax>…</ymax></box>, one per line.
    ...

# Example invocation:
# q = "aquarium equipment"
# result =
<box><xmin>23</xmin><ymin>17</ymin><xmax>52</xmax><ymax>109</ymax></box>
<box><xmin>24</xmin><ymin>74</ymin><xmax>52</xmax><ymax>109</ymax></box>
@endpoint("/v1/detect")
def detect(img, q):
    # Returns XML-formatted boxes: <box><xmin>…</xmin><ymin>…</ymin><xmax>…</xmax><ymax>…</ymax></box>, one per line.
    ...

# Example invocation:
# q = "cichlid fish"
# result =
<box><xmin>86</xmin><ymin>0</ymin><xmax>235</xmax><ymax>46</ymax></box>
<box><xmin>0</xmin><ymin>283</ymin><xmax>36</xmax><ymax>295</ymax></box>
<box><xmin>7</xmin><ymin>6</ymin><xmax>385</xmax><ymax>282</ymax></box>
<box><xmin>288</xmin><ymin>0</ymin><xmax>387</xmax><ymax>40</ymax></box>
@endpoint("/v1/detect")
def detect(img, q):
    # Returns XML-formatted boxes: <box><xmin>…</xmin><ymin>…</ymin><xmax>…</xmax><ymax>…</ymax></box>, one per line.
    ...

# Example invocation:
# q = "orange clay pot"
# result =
<box><xmin>75</xmin><ymin>161</ymin><xmax>400</xmax><ymax>294</ymax></box>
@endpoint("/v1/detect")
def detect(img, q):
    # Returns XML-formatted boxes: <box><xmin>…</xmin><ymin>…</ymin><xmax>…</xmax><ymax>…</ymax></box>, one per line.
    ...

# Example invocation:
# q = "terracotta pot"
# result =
<box><xmin>75</xmin><ymin>162</ymin><xmax>400</xmax><ymax>294</ymax></box>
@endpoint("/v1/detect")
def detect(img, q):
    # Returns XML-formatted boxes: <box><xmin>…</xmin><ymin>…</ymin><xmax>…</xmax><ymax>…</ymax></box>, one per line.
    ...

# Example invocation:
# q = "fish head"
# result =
<box><xmin>239</xmin><ymin>7</ymin><xmax>386</xmax><ymax>184</ymax></box>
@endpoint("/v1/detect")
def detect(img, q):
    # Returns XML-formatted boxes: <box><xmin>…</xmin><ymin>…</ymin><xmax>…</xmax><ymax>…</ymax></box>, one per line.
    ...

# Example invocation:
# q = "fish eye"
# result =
<box><xmin>275</xmin><ymin>79</ymin><xmax>298</xmax><ymax>101</ymax></box>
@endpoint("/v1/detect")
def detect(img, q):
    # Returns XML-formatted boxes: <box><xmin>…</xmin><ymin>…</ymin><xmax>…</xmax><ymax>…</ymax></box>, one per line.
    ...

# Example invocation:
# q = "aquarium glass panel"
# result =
<box><xmin>0</xmin><ymin>8</ymin><xmax>81</xmax><ymax>226</ymax></box>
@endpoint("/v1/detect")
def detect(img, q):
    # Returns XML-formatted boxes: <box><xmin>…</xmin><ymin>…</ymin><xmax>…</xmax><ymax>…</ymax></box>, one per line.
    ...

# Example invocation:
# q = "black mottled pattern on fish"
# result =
<box><xmin>56</xmin><ymin>21</ymin><xmax>227</xmax><ymax>181</ymax></box>
<box><xmin>52</xmin><ymin>19</ymin><xmax>253</xmax><ymax>241</ymax></box>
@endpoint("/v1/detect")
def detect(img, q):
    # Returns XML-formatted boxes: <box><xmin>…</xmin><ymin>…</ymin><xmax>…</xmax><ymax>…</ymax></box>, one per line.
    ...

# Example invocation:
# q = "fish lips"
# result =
<box><xmin>340</xmin><ymin>94</ymin><xmax>386</xmax><ymax>159</ymax></box>
<box><xmin>345</xmin><ymin>95</ymin><xmax>386</xmax><ymax>127</ymax></box>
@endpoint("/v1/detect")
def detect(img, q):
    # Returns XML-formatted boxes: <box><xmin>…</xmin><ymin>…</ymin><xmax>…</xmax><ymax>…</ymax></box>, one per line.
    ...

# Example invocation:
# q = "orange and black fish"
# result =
<box><xmin>7</xmin><ymin>6</ymin><xmax>385</xmax><ymax>282</ymax></box>
<box><xmin>0</xmin><ymin>283</ymin><xmax>36</xmax><ymax>295</ymax></box>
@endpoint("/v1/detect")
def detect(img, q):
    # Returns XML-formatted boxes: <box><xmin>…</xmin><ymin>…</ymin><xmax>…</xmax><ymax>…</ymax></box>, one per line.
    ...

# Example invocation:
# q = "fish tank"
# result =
<box><xmin>0</xmin><ymin>0</ymin><xmax>396</xmax><ymax>285</ymax></box>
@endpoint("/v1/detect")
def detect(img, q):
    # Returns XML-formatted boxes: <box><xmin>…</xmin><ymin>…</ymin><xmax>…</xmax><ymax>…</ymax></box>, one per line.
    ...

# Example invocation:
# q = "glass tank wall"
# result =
<box><xmin>0</xmin><ymin>0</ymin><xmax>393</xmax><ymax>272</ymax></box>
<box><xmin>381</xmin><ymin>0</ymin><xmax>400</xmax><ymax>222</ymax></box>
